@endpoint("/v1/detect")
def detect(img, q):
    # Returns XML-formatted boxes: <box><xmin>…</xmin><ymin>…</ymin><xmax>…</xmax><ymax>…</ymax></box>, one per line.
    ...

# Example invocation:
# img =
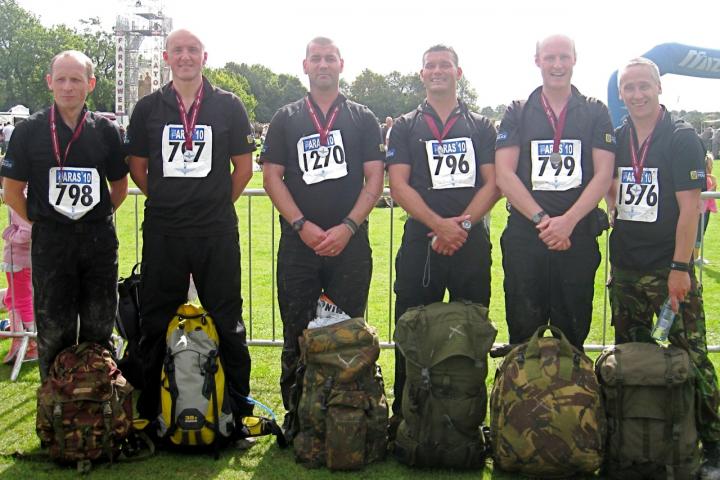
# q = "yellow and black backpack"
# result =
<box><xmin>157</xmin><ymin>304</ymin><xmax>234</xmax><ymax>449</ymax></box>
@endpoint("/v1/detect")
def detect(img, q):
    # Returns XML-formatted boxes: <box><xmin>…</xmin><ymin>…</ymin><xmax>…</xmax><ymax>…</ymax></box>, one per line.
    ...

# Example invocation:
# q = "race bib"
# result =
<box><xmin>424</xmin><ymin>137</ymin><xmax>476</xmax><ymax>189</ymax></box>
<box><xmin>616</xmin><ymin>167</ymin><xmax>659</xmax><ymax>223</ymax></box>
<box><xmin>162</xmin><ymin>124</ymin><xmax>213</xmax><ymax>177</ymax></box>
<box><xmin>296</xmin><ymin>130</ymin><xmax>347</xmax><ymax>185</ymax></box>
<box><xmin>530</xmin><ymin>139</ymin><xmax>582</xmax><ymax>191</ymax></box>
<box><xmin>48</xmin><ymin>167</ymin><xmax>100</xmax><ymax>220</ymax></box>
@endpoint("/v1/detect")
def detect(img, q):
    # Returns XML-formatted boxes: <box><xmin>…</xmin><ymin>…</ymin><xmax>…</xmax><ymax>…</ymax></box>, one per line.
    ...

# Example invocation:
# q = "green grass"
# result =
<box><xmin>0</xmin><ymin>172</ymin><xmax>718</xmax><ymax>478</ymax></box>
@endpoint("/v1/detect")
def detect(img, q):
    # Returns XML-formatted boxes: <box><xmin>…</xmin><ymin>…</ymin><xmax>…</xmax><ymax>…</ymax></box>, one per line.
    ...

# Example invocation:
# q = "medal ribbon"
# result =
<box><xmin>305</xmin><ymin>96</ymin><xmax>341</xmax><ymax>146</ymax></box>
<box><xmin>629</xmin><ymin>108</ymin><xmax>664</xmax><ymax>184</ymax></box>
<box><xmin>540</xmin><ymin>93</ymin><xmax>569</xmax><ymax>155</ymax></box>
<box><xmin>50</xmin><ymin>103</ymin><xmax>89</xmax><ymax>177</ymax></box>
<box><xmin>422</xmin><ymin>111</ymin><xmax>460</xmax><ymax>146</ymax></box>
<box><xmin>173</xmin><ymin>83</ymin><xmax>204</xmax><ymax>152</ymax></box>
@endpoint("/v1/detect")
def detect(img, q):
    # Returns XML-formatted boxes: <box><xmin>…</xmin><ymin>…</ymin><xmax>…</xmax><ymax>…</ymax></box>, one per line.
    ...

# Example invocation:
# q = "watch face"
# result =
<box><xmin>461</xmin><ymin>219</ymin><xmax>472</xmax><ymax>231</ymax></box>
<box><xmin>292</xmin><ymin>219</ymin><xmax>305</xmax><ymax>231</ymax></box>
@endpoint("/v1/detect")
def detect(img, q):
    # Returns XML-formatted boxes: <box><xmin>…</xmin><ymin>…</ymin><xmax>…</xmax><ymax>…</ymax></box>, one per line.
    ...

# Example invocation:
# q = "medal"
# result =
<box><xmin>49</xmin><ymin>103</ymin><xmax>89</xmax><ymax>183</ymax></box>
<box><xmin>630</xmin><ymin>184</ymin><xmax>642</xmax><ymax>195</ymax></box>
<box><xmin>540</xmin><ymin>93</ymin><xmax>569</xmax><ymax>168</ymax></box>
<box><xmin>305</xmin><ymin>96</ymin><xmax>341</xmax><ymax>149</ymax></box>
<box><xmin>422</xmin><ymin>104</ymin><xmax>460</xmax><ymax>150</ymax></box>
<box><xmin>173</xmin><ymin>82</ymin><xmax>204</xmax><ymax>156</ymax></box>
<box><xmin>549</xmin><ymin>152</ymin><xmax>562</xmax><ymax>168</ymax></box>
<box><xmin>629</xmin><ymin>108</ymin><xmax>664</xmax><ymax>184</ymax></box>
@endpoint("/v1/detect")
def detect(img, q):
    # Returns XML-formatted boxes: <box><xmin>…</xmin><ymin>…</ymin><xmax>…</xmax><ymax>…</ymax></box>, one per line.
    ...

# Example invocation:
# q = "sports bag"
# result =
<box><xmin>36</xmin><ymin>342</ymin><xmax>134</xmax><ymax>470</ymax></box>
<box><xmin>156</xmin><ymin>304</ymin><xmax>234</xmax><ymax>449</ymax></box>
<box><xmin>115</xmin><ymin>263</ymin><xmax>143</xmax><ymax>388</ymax></box>
<box><xmin>596</xmin><ymin>342</ymin><xmax>700</xmax><ymax>480</ymax></box>
<box><xmin>490</xmin><ymin>325</ymin><xmax>605</xmax><ymax>477</ymax></box>
<box><xmin>293</xmin><ymin>317</ymin><xmax>388</xmax><ymax>470</ymax></box>
<box><xmin>393</xmin><ymin>300</ymin><xmax>497</xmax><ymax>468</ymax></box>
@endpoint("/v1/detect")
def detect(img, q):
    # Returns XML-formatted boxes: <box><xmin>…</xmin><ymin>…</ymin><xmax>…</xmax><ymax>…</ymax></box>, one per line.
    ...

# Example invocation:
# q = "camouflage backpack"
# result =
<box><xmin>157</xmin><ymin>304</ymin><xmax>235</xmax><ymax>449</ymax></box>
<box><xmin>596</xmin><ymin>342</ymin><xmax>700</xmax><ymax>480</ymax></box>
<box><xmin>490</xmin><ymin>325</ymin><xmax>605</xmax><ymax>477</ymax></box>
<box><xmin>36</xmin><ymin>342</ymin><xmax>134</xmax><ymax>469</ymax></box>
<box><xmin>393</xmin><ymin>300</ymin><xmax>497</xmax><ymax>469</ymax></box>
<box><xmin>293</xmin><ymin>317</ymin><xmax>388</xmax><ymax>470</ymax></box>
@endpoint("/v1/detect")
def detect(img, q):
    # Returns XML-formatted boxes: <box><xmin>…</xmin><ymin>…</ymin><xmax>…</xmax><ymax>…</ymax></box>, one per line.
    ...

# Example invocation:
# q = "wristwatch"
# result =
<box><xmin>461</xmin><ymin>219</ymin><xmax>472</xmax><ymax>231</ymax></box>
<box><xmin>531</xmin><ymin>210</ymin><xmax>547</xmax><ymax>225</ymax></box>
<box><xmin>292</xmin><ymin>217</ymin><xmax>306</xmax><ymax>232</ymax></box>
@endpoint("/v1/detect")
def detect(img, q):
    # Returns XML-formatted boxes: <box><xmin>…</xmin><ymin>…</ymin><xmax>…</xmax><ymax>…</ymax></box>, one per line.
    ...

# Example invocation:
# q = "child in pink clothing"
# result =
<box><xmin>695</xmin><ymin>155</ymin><xmax>717</xmax><ymax>265</ymax></box>
<box><xmin>2</xmin><ymin>207</ymin><xmax>36</xmax><ymax>362</ymax></box>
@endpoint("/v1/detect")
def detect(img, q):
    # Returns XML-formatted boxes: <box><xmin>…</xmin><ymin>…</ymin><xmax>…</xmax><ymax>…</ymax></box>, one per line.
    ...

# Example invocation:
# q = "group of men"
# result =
<box><xmin>0</xmin><ymin>27</ymin><xmax>718</xmax><ymax>475</ymax></box>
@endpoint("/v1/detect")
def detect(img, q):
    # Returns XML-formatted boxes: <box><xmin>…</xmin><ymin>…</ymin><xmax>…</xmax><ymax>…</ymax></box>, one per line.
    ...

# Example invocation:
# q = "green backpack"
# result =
<box><xmin>393</xmin><ymin>300</ymin><xmax>497</xmax><ymax>469</ymax></box>
<box><xmin>596</xmin><ymin>342</ymin><xmax>700</xmax><ymax>480</ymax></box>
<box><xmin>36</xmin><ymin>342</ymin><xmax>134</xmax><ymax>471</ymax></box>
<box><xmin>490</xmin><ymin>325</ymin><xmax>605</xmax><ymax>478</ymax></box>
<box><xmin>293</xmin><ymin>317</ymin><xmax>388</xmax><ymax>470</ymax></box>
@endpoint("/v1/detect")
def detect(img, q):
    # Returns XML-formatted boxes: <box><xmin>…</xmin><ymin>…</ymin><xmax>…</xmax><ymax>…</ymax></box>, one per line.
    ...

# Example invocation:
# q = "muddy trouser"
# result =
<box><xmin>610</xmin><ymin>265</ymin><xmax>720</xmax><ymax>443</ymax></box>
<box><xmin>136</xmin><ymin>230</ymin><xmax>253</xmax><ymax>420</ymax></box>
<box><xmin>277</xmin><ymin>220</ymin><xmax>372</xmax><ymax>414</ymax></box>
<box><xmin>501</xmin><ymin>218</ymin><xmax>600</xmax><ymax>350</ymax></box>
<box><xmin>32</xmin><ymin>219</ymin><xmax>118</xmax><ymax>380</ymax></box>
<box><xmin>392</xmin><ymin>218</ymin><xmax>491</xmax><ymax>416</ymax></box>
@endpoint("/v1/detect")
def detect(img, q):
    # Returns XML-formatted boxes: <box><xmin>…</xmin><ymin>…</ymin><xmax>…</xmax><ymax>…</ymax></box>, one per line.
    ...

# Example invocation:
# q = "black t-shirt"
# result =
<box><xmin>126</xmin><ymin>78</ymin><xmax>256</xmax><ymax>236</ymax></box>
<box><xmin>1</xmin><ymin>106</ymin><xmax>127</xmax><ymax>223</ymax></box>
<box><xmin>386</xmin><ymin>100</ymin><xmax>495</xmax><ymax>218</ymax></box>
<box><xmin>496</xmin><ymin>86</ymin><xmax>616</xmax><ymax>220</ymax></box>
<box><xmin>260</xmin><ymin>94</ymin><xmax>383</xmax><ymax>230</ymax></box>
<box><xmin>610</xmin><ymin>110</ymin><xmax>706</xmax><ymax>271</ymax></box>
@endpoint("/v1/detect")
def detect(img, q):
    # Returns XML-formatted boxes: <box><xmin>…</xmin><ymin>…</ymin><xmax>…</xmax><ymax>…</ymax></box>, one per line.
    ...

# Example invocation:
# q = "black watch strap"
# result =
<box><xmin>531</xmin><ymin>210</ymin><xmax>547</xmax><ymax>225</ymax></box>
<box><xmin>670</xmin><ymin>261</ymin><xmax>690</xmax><ymax>272</ymax></box>
<box><xmin>292</xmin><ymin>217</ymin><xmax>306</xmax><ymax>232</ymax></box>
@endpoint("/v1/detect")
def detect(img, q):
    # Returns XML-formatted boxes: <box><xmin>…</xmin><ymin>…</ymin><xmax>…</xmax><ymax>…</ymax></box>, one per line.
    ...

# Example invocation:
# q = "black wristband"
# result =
<box><xmin>342</xmin><ymin>217</ymin><xmax>358</xmax><ymax>235</ymax></box>
<box><xmin>670</xmin><ymin>261</ymin><xmax>690</xmax><ymax>272</ymax></box>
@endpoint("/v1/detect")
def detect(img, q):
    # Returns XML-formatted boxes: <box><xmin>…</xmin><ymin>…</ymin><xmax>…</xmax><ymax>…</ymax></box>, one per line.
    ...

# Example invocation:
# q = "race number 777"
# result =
<box><xmin>168</xmin><ymin>141</ymin><xmax>205</xmax><ymax>162</ymax></box>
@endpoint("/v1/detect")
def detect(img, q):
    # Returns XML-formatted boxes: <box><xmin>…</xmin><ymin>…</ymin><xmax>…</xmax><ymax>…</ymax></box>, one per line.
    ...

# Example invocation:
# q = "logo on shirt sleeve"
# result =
<box><xmin>496</xmin><ymin>131</ymin><xmax>508</xmax><ymax>141</ymax></box>
<box><xmin>690</xmin><ymin>170</ymin><xmax>706</xmax><ymax>180</ymax></box>
<box><xmin>386</xmin><ymin>148</ymin><xmax>395</xmax><ymax>158</ymax></box>
<box><xmin>605</xmin><ymin>133</ymin><xmax>616</xmax><ymax>145</ymax></box>
<box><xmin>246</xmin><ymin>134</ymin><xmax>255</xmax><ymax>145</ymax></box>
<box><xmin>1</xmin><ymin>157</ymin><xmax>13</xmax><ymax>169</ymax></box>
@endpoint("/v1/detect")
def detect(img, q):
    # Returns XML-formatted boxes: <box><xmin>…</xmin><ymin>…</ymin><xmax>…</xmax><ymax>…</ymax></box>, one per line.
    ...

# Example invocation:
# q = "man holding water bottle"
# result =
<box><xmin>607</xmin><ymin>57</ymin><xmax>720</xmax><ymax>477</ymax></box>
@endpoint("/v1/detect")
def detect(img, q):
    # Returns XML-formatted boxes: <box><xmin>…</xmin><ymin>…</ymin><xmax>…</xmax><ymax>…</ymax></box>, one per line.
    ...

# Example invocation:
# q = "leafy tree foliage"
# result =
<box><xmin>226</xmin><ymin>62</ymin><xmax>305</xmax><ymax>123</ymax></box>
<box><xmin>202</xmin><ymin>67</ymin><xmax>257</xmax><ymax>120</ymax></box>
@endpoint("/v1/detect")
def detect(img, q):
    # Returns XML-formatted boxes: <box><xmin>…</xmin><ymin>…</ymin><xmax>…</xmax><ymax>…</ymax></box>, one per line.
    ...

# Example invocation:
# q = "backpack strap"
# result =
<box><xmin>204</xmin><ymin>350</ymin><xmax>221</xmax><ymax>459</ymax></box>
<box><xmin>52</xmin><ymin>403</ymin><xmax>65</xmax><ymax>459</ymax></box>
<box><xmin>101</xmin><ymin>401</ymin><xmax>114</xmax><ymax>464</ymax></box>
<box><xmin>614</xmin><ymin>348</ymin><xmax>625</xmax><ymax>459</ymax></box>
<box><xmin>664</xmin><ymin>349</ymin><xmax>683</xmax><ymax>477</ymax></box>
<box><xmin>163</xmin><ymin>346</ymin><xmax>180</xmax><ymax>438</ymax></box>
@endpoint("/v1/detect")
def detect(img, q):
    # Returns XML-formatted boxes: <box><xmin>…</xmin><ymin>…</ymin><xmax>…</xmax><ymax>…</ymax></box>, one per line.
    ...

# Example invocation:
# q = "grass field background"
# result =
<box><xmin>0</xmin><ymin>172</ymin><xmax>718</xmax><ymax>479</ymax></box>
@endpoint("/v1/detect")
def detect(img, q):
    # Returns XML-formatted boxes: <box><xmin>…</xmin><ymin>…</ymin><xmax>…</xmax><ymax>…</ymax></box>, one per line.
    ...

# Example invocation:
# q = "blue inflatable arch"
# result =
<box><xmin>608</xmin><ymin>43</ymin><xmax>720</xmax><ymax>127</ymax></box>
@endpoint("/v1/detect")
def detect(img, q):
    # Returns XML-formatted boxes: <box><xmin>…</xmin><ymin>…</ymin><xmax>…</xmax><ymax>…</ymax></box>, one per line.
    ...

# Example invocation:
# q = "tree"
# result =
<box><xmin>457</xmin><ymin>77</ymin><xmax>479</xmax><ymax>111</ymax></box>
<box><xmin>0</xmin><ymin>2</ymin><xmax>117</xmax><ymax>112</ymax></box>
<box><xmin>203</xmin><ymin>67</ymin><xmax>257</xmax><ymax>120</ymax></box>
<box><xmin>226</xmin><ymin>62</ymin><xmax>306</xmax><ymax>123</ymax></box>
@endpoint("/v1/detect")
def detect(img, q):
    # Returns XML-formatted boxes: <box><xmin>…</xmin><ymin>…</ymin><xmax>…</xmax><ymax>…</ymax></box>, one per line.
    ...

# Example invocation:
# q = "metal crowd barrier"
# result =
<box><xmin>1</xmin><ymin>189</ymin><xmax>719</xmax><ymax>381</ymax></box>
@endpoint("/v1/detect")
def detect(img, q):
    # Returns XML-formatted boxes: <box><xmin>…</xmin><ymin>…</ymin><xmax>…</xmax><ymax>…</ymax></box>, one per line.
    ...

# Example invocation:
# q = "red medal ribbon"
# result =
<box><xmin>173</xmin><ymin>83</ymin><xmax>204</xmax><ymax>152</ymax></box>
<box><xmin>629</xmin><ymin>108</ymin><xmax>665</xmax><ymax>184</ymax></box>
<box><xmin>540</xmin><ymin>93</ymin><xmax>569</xmax><ymax>155</ymax></box>
<box><xmin>422</xmin><ymin>111</ymin><xmax>460</xmax><ymax>146</ymax></box>
<box><xmin>304</xmin><ymin>96</ymin><xmax>340</xmax><ymax>146</ymax></box>
<box><xmin>49</xmin><ymin>103</ymin><xmax>89</xmax><ymax>178</ymax></box>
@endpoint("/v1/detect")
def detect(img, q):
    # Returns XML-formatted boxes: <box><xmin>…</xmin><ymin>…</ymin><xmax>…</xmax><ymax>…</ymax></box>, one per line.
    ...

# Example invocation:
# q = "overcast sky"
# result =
<box><xmin>17</xmin><ymin>0</ymin><xmax>720</xmax><ymax>113</ymax></box>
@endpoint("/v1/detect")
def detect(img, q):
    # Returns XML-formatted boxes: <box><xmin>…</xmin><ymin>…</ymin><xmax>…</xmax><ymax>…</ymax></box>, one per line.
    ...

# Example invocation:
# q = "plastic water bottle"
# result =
<box><xmin>651</xmin><ymin>298</ymin><xmax>676</xmax><ymax>341</ymax></box>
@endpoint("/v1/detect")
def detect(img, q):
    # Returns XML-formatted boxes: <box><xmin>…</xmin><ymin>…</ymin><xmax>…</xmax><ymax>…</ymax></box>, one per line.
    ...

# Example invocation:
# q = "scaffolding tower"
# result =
<box><xmin>114</xmin><ymin>0</ymin><xmax>172</xmax><ymax>124</ymax></box>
